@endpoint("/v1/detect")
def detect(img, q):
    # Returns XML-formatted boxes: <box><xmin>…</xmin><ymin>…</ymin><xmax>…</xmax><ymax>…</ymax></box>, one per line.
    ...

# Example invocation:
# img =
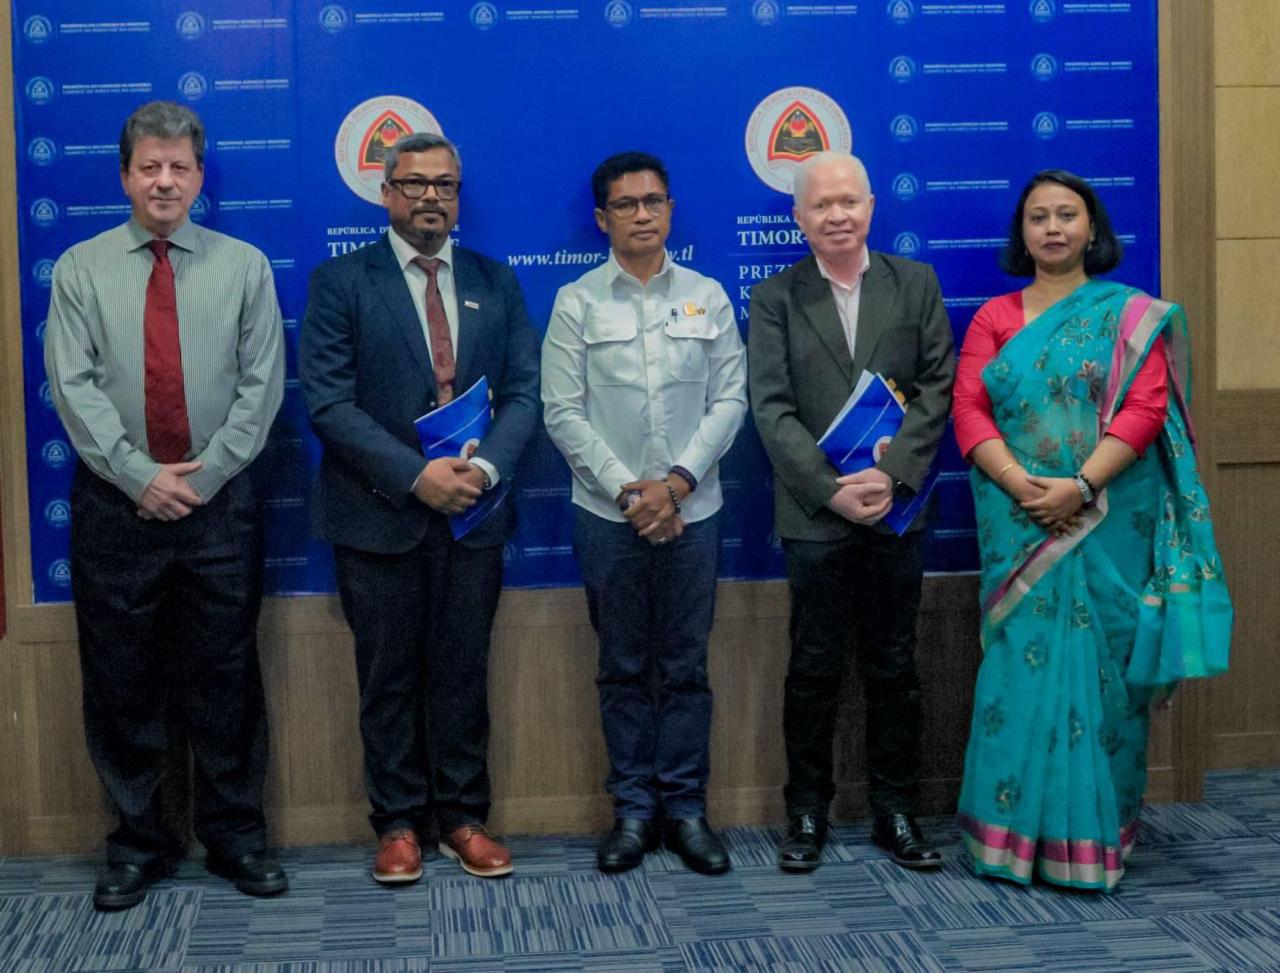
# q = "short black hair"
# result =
<box><xmin>1000</xmin><ymin>169</ymin><xmax>1122</xmax><ymax>277</ymax></box>
<box><xmin>591</xmin><ymin>151</ymin><xmax>670</xmax><ymax>209</ymax></box>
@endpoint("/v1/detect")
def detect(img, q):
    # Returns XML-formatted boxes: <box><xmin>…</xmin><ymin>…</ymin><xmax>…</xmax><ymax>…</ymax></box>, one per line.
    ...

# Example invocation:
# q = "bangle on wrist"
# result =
<box><xmin>995</xmin><ymin>461</ymin><xmax>1018</xmax><ymax>482</ymax></box>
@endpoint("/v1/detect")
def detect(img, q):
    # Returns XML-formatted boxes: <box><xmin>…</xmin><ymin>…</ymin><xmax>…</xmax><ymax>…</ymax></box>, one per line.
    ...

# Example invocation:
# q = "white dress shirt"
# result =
<box><xmin>541</xmin><ymin>251</ymin><xmax>747</xmax><ymax>524</ymax></box>
<box><xmin>387</xmin><ymin>230</ymin><xmax>498</xmax><ymax>488</ymax></box>
<box><xmin>815</xmin><ymin>247</ymin><xmax>872</xmax><ymax>360</ymax></box>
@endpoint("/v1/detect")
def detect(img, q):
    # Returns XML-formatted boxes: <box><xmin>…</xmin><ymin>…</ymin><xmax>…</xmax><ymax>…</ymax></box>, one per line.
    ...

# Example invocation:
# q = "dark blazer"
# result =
<box><xmin>300</xmin><ymin>234</ymin><xmax>539</xmax><ymax>553</ymax></box>
<box><xmin>748</xmin><ymin>251</ymin><xmax>955</xmax><ymax>542</ymax></box>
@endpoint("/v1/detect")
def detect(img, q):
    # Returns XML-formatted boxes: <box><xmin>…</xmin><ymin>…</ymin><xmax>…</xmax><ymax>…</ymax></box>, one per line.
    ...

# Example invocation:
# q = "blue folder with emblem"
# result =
<box><xmin>816</xmin><ymin>370</ymin><xmax>939</xmax><ymax>536</ymax></box>
<box><xmin>414</xmin><ymin>376</ymin><xmax>510</xmax><ymax>540</ymax></box>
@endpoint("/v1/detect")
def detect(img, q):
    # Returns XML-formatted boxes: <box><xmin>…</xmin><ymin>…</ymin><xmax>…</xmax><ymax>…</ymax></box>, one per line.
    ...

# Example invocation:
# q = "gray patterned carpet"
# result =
<box><xmin>2</xmin><ymin>768</ymin><xmax>1278</xmax><ymax>972</ymax></box>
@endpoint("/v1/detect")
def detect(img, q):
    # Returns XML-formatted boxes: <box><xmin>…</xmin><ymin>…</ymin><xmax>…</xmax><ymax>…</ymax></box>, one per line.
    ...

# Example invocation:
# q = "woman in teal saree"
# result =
<box><xmin>951</xmin><ymin>171</ymin><xmax>1232</xmax><ymax>891</ymax></box>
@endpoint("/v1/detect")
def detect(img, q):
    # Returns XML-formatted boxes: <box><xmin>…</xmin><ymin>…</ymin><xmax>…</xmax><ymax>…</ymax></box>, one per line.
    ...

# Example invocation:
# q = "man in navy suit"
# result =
<box><xmin>300</xmin><ymin>132</ymin><xmax>538</xmax><ymax>884</ymax></box>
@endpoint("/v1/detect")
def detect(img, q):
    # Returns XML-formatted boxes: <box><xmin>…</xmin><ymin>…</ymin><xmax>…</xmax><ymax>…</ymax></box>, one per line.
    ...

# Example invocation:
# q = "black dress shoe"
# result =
<box><xmin>597</xmin><ymin>818</ymin><xmax>658</xmax><ymax>873</ymax></box>
<box><xmin>662</xmin><ymin>817</ymin><xmax>730</xmax><ymax>875</ymax></box>
<box><xmin>777</xmin><ymin>814</ymin><xmax>829</xmax><ymax>873</ymax></box>
<box><xmin>93</xmin><ymin>859</ymin><xmax>175</xmax><ymax>912</ymax></box>
<box><xmin>206</xmin><ymin>850</ymin><xmax>289</xmax><ymax>896</ymax></box>
<box><xmin>871</xmin><ymin>813</ymin><xmax>942</xmax><ymax>870</ymax></box>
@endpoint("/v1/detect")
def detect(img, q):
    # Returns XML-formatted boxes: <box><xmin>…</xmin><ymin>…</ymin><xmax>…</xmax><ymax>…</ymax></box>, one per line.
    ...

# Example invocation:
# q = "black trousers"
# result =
<box><xmin>334</xmin><ymin>518</ymin><xmax>503</xmax><ymax>836</ymax></box>
<box><xmin>70</xmin><ymin>463</ymin><xmax>269</xmax><ymax>866</ymax></box>
<box><xmin>782</xmin><ymin>527</ymin><xmax>925</xmax><ymax>819</ymax></box>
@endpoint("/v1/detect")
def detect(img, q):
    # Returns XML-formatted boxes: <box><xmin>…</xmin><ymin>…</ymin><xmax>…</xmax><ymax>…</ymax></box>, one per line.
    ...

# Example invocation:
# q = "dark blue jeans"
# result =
<box><xmin>573</xmin><ymin>508</ymin><xmax>720</xmax><ymax>819</ymax></box>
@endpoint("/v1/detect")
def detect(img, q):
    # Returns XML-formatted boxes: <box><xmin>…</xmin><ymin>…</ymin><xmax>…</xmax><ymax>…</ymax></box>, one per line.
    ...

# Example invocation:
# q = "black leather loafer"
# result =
<box><xmin>871</xmin><ymin>813</ymin><xmax>943</xmax><ymax>870</ymax></box>
<box><xmin>597</xmin><ymin>818</ymin><xmax>659</xmax><ymax>873</ymax></box>
<box><xmin>662</xmin><ymin>817</ymin><xmax>731</xmax><ymax>875</ymax></box>
<box><xmin>206</xmin><ymin>850</ymin><xmax>289</xmax><ymax>896</ymax></box>
<box><xmin>93</xmin><ymin>859</ymin><xmax>175</xmax><ymax>911</ymax></box>
<box><xmin>777</xmin><ymin>814</ymin><xmax>829</xmax><ymax>872</ymax></box>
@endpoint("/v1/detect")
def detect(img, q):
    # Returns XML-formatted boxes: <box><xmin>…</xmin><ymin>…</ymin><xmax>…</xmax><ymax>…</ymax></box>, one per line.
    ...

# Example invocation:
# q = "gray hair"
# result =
<box><xmin>792</xmin><ymin>152</ymin><xmax>873</xmax><ymax>205</ymax></box>
<box><xmin>382</xmin><ymin>131</ymin><xmax>462</xmax><ymax>182</ymax></box>
<box><xmin>119</xmin><ymin>101</ymin><xmax>206</xmax><ymax>169</ymax></box>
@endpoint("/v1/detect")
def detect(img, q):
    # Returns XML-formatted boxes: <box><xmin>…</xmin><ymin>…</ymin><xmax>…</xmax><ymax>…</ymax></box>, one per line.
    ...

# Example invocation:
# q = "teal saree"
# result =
<box><xmin>957</xmin><ymin>279</ymin><xmax>1232</xmax><ymax>891</ymax></box>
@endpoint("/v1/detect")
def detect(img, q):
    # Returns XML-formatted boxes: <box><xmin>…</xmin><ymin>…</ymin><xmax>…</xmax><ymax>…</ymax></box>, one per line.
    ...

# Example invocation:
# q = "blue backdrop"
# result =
<box><xmin>12</xmin><ymin>0</ymin><xmax>1159</xmax><ymax>601</ymax></box>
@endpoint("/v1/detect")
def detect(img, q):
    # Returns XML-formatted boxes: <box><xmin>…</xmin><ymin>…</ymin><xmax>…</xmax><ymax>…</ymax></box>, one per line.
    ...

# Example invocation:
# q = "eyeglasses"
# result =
<box><xmin>388</xmin><ymin>178</ymin><xmax>461</xmax><ymax>200</ymax></box>
<box><xmin>603</xmin><ymin>193</ymin><xmax>671</xmax><ymax>218</ymax></box>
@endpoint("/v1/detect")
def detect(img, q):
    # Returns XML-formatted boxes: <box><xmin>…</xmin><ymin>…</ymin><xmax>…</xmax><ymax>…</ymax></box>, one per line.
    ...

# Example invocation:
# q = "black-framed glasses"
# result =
<box><xmin>603</xmin><ymin>193</ymin><xmax>671</xmax><ymax>218</ymax></box>
<box><xmin>388</xmin><ymin>177</ymin><xmax>461</xmax><ymax>200</ymax></box>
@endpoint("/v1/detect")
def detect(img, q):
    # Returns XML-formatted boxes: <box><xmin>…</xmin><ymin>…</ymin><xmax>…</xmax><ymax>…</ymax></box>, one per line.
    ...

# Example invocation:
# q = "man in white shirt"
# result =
<box><xmin>542</xmin><ymin>152</ymin><xmax>747</xmax><ymax>875</ymax></box>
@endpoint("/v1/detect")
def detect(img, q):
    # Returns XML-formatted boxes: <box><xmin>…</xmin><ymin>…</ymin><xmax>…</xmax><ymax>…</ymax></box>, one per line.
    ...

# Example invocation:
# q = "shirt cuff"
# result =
<box><xmin>470</xmin><ymin>456</ymin><xmax>500</xmax><ymax>489</ymax></box>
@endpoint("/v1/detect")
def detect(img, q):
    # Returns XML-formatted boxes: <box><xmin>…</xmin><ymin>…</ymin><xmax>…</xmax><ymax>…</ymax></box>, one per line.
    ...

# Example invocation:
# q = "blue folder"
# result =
<box><xmin>816</xmin><ymin>370</ymin><xmax>938</xmax><ymax>536</ymax></box>
<box><xmin>414</xmin><ymin>376</ymin><xmax>510</xmax><ymax>540</ymax></box>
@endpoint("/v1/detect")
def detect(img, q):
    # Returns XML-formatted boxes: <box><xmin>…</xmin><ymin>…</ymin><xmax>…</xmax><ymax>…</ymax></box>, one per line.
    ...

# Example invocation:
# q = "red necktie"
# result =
<box><xmin>413</xmin><ymin>256</ymin><xmax>456</xmax><ymax>405</ymax></box>
<box><xmin>143</xmin><ymin>240</ymin><xmax>191</xmax><ymax>462</ymax></box>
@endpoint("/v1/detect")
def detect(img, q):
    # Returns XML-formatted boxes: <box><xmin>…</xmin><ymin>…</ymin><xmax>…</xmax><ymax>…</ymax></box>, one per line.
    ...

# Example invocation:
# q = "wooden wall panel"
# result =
<box><xmin>1215</xmin><ymin>240</ymin><xmax>1280</xmax><ymax>390</ymax></box>
<box><xmin>1206</xmin><ymin>465</ymin><xmax>1280</xmax><ymax>768</ymax></box>
<box><xmin>1204</xmin><ymin>0</ymin><xmax>1280</xmax><ymax>773</ymax></box>
<box><xmin>1213</xmin><ymin>0</ymin><xmax>1280</xmax><ymax>87</ymax></box>
<box><xmin>1214</xmin><ymin>88</ymin><xmax>1280</xmax><ymax>240</ymax></box>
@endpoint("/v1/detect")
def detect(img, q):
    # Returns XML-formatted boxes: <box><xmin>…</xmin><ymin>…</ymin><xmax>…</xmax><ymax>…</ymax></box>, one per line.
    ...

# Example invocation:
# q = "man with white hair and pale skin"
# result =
<box><xmin>748</xmin><ymin>152</ymin><xmax>955</xmax><ymax>873</ymax></box>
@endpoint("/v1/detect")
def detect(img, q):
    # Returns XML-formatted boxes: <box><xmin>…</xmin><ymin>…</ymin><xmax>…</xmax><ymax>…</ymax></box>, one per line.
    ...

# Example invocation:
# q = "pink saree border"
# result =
<box><xmin>960</xmin><ymin>812</ymin><xmax>1139</xmax><ymax>889</ymax></box>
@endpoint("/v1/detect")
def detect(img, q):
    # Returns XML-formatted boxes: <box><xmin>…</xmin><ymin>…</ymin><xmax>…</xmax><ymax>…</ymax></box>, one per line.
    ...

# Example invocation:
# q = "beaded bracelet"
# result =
<box><xmin>664</xmin><ymin>480</ymin><xmax>682</xmax><ymax>515</ymax></box>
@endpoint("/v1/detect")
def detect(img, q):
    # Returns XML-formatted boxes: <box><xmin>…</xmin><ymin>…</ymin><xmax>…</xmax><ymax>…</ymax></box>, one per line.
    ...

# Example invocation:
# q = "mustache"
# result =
<box><xmin>412</xmin><ymin>204</ymin><xmax>446</xmax><ymax>216</ymax></box>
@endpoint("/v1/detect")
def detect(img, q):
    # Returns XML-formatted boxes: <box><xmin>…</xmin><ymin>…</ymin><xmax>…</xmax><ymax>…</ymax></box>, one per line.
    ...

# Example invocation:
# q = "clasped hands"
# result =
<box><xmin>617</xmin><ymin>477</ymin><xmax>689</xmax><ymax>546</ymax></box>
<box><xmin>137</xmin><ymin>461</ymin><xmax>204</xmax><ymax>521</ymax></box>
<box><xmin>1003</xmin><ymin>466</ymin><xmax>1084</xmax><ymax>536</ymax></box>
<box><xmin>828</xmin><ymin>467</ymin><xmax>894</xmax><ymax>525</ymax></box>
<box><xmin>413</xmin><ymin>457</ymin><xmax>488</xmax><ymax>514</ymax></box>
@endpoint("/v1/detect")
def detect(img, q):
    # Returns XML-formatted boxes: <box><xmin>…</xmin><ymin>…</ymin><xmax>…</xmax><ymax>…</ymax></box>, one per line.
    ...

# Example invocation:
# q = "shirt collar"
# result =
<box><xmin>814</xmin><ymin>248</ymin><xmax>871</xmax><ymax>291</ymax></box>
<box><xmin>125</xmin><ymin>216</ymin><xmax>198</xmax><ymax>253</ymax></box>
<box><xmin>603</xmin><ymin>248</ymin><xmax>674</xmax><ymax>287</ymax></box>
<box><xmin>389</xmin><ymin>228</ymin><xmax>453</xmax><ymax>272</ymax></box>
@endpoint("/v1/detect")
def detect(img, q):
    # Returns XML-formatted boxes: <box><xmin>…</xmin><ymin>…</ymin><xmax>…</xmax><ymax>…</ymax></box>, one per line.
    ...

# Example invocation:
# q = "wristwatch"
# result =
<box><xmin>1072</xmin><ymin>472</ymin><xmax>1096</xmax><ymax>508</ymax></box>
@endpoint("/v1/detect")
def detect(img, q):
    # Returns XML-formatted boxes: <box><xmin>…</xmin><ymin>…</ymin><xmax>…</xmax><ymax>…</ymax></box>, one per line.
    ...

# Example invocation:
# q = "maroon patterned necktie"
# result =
<box><xmin>143</xmin><ymin>240</ymin><xmax>191</xmax><ymax>462</ymax></box>
<box><xmin>412</xmin><ymin>255</ymin><xmax>456</xmax><ymax>405</ymax></box>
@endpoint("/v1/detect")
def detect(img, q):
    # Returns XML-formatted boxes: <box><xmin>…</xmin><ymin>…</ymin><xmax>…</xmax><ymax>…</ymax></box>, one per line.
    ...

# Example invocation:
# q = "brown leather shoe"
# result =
<box><xmin>438</xmin><ymin>824</ymin><xmax>513</xmax><ymax>878</ymax></box>
<box><xmin>372</xmin><ymin>828</ymin><xmax>422</xmax><ymax>884</ymax></box>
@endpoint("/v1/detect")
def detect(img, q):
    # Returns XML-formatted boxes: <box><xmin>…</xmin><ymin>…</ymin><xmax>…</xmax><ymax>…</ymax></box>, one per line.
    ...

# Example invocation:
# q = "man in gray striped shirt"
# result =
<box><xmin>43</xmin><ymin>101</ymin><xmax>287</xmax><ymax>911</ymax></box>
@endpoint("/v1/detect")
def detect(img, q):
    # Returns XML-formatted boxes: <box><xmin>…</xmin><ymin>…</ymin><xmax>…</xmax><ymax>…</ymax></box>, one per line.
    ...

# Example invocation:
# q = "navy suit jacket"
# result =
<box><xmin>300</xmin><ymin>234</ymin><xmax>539</xmax><ymax>553</ymax></box>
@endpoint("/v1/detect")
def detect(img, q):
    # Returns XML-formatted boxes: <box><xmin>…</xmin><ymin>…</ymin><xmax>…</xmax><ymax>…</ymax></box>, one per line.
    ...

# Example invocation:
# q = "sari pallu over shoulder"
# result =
<box><xmin>958</xmin><ymin>281</ymin><xmax>1231</xmax><ymax>892</ymax></box>
<box><xmin>978</xmin><ymin>283</ymin><xmax>1230</xmax><ymax>682</ymax></box>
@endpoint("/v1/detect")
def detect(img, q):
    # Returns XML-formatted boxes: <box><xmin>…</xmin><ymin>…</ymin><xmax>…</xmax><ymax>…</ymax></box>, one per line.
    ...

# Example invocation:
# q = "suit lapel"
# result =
<box><xmin>368</xmin><ymin>236</ymin><xmax>436</xmax><ymax>389</ymax></box>
<box><xmin>850</xmin><ymin>252</ymin><xmax>895</xmax><ymax>378</ymax></box>
<box><xmin>451</xmin><ymin>248</ymin><xmax>482</xmax><ymax>388</ymax></box>
<box><xmin>795</xmin><ymin>257</ymin><xmax>854</xmax><ymax>386</ymax></box>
